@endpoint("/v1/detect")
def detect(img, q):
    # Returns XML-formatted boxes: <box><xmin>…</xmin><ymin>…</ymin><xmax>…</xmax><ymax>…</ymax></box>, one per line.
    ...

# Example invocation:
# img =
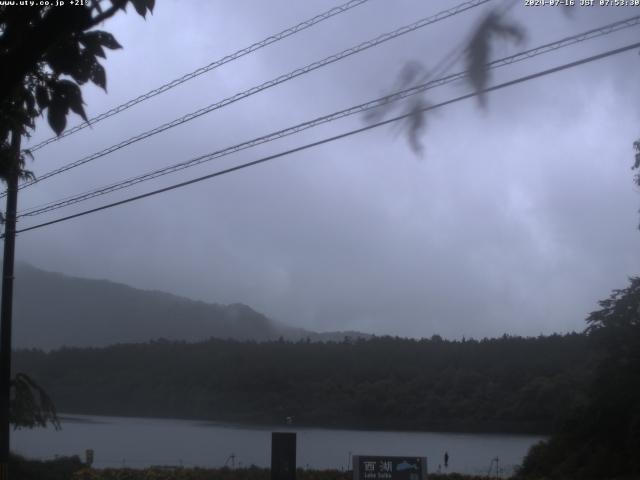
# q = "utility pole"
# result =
<box><xmin>0</xmin><ymin>128</ymin><xmax>20</xmax><ymax>480</ymax></box>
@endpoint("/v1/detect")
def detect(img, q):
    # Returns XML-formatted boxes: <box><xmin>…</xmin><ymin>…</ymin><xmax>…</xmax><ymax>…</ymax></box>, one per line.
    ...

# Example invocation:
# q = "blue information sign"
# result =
<box><xmin>353</xmin><ymin>455</ymin><xmax>427</xmax><ymax>480</ymax></box>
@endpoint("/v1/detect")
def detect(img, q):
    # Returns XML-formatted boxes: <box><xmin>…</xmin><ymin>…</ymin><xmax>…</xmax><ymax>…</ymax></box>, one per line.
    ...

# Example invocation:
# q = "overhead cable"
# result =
<box><xmin>25</xmin><ymin>0</ymin><xmax>374</xmax><ymax>153</ymax></box>
<box><xmin>18</xmin><ymin>15</ymin><xmax>640</xmax><ymax>218</ymax></box>
<box><xmin>13</xmin><ymin>0</ymin><xmax>491</xmax><ymax>195</ymax></box>
<box><xmin>12</xmin><ymin>40</ymin><xmax>640</xmax><ymax>236</ymax></box>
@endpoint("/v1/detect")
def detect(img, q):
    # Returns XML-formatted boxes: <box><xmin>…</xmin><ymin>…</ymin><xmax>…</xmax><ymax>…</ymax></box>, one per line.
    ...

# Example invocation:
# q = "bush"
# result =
<box><xmin>10</xmin><ymin>453</ymin><xmax>85</xmax><ymax>480</ymax></box>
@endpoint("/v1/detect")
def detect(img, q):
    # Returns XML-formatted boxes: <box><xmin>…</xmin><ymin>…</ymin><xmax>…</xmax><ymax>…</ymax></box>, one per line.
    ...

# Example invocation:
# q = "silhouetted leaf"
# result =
<box><xmin>397</xmin><ymin>61</ymin><xmax>424</xmax><ymax>87</ymax></box>
<box><xmin>466</xmin><ymin>11</ymin><xmax>525</xmax><ymax>107</ymax></box>
<box><xmin>54</xmin><ymin>80</ymin><xmax>87</xmax><ymax>122</ymax></box>
<box><xmin>68</xmin><ymin>50</ymin><xmax>96</xmax><ymax>85</ymax></box>
<box><xmin>17</xmin><ymin>151</ymin><xmax>35</xmax><ymax>181</ymax></box>
<box><xmin>18</xmin><ymin>168</ymin><xmax>35</xmax><ymax>182</ymax></box>
<box><xmin>363</xmin><ymin>61</ymin><xmax>434</xmax><ymax>154</ymax></box>
<box><xmin>90</xmin><ymin>62</ymin><xmax>107</xmax><ymax>90</ymax></box>
<box><xmin>35</xmin><ymin>85</ymin><xmax>49</xmax><ymax>109</ymax></box>
<box><xmin>363</xmin><ymin>62</ymin><xmax>426</xmax><ymax>125</ymax></box>
<box><xmin>45</xmin><ymin>79</ymin><xmax>88</xmax><ymax>134</ymax></box>
<box><xmin>92</xmin><ymin>30</ymin><xmax>122</xmax><ymax>50</ymax></box>
<box><xmin>61</xmin><ymin>2</ymin><xmax>92</xmax><ymax>28</ymax></box>
<box><xmin>46</xmin><ymin>101</ymin><xmax>67</xmax><ymax>136</ymax></box>
<box><xmin>404</xmin><ymin>97</ymin><xmax>428</xmax><ymax>155</ymax></box>
<box><xmin>45</xmin><ymin>40</ymin><xmax>83</xmax><ymax>76</ymax></box>
<box><xmin>111</xmin><ymin>0</ymin><xmax>128</xmax><ymax>12</ymax></box>
<box><xmin>79</xmin><ymin>31</ymin><xmax>107</xmax><ymax>58</ymax></box>
<box><xmin>130</xmin><ymin>0</ymin><xmax>150</xmax><ymax>17</ymax></box>
<box><xmin>22</xmin><ymin>91</ymin><xmax>35</xmax><ymax>117</ymax></box>
<box><xmin>67</xmin><ymin>101</ymin><xmax>87</xmax><ymax>122</ymax></box>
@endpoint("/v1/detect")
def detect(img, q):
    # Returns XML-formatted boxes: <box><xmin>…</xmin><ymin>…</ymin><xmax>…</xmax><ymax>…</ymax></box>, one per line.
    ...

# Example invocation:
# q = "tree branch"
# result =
<box><xmin>88</xmin><ymin>0</ymin><xmax>127</xmax><ymax>28</ymax></box>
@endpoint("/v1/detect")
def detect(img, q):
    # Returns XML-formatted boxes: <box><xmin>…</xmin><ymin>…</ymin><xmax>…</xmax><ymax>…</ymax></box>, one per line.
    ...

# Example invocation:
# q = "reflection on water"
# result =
<box><xmin>12</xmin><ymin>414</ymin><xmax>544</xmax><ymax>476</ymax></box>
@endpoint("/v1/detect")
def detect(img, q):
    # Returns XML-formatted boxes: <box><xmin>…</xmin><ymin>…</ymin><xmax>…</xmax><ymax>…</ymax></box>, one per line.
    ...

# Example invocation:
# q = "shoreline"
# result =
<box><xmin>58</xmin><ymin>412</ymin><xmax>551</xmax><ymax>437</ymax></box>
<box><xmin>9</xmin><ymin>455</ymin><xmax>508</xmax><ymax>480</ymax></box>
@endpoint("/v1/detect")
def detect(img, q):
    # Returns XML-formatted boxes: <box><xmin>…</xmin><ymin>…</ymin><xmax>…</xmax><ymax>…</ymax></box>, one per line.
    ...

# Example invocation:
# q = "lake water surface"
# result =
<box><xmin>12</xmin><ymin>414</ymin><xmax>544</xmax><ymax>476</ymax></box>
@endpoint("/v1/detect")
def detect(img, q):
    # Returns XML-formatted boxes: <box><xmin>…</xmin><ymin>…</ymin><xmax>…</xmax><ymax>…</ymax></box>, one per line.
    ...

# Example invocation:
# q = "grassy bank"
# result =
<box><xmin>9</xmin><ymin>455</ymin><xmax>496</xmax><ymax>480</ymax></box>
<box><xmin>73</xmin><ymin>467</ymin><xmax>491</xmax><ymax>480</ymax></box>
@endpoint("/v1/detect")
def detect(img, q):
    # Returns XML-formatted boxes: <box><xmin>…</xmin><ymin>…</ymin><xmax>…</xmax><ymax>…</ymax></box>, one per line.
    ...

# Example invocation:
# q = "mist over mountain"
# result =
<box><xmin>13</xmin><ymin>263</ymin><xmax>368</xmax><ymax>349</ymax></box>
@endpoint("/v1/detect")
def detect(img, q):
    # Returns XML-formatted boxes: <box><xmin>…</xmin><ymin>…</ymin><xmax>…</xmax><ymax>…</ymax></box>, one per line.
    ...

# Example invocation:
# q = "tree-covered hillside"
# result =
<box><xmin>14</xmin><ymin>334</ymin><xmax>590</xmax><ymax>434</ymax></box>
<box><xmin>13</xmin><ymin>263</ymin><xmax>368</xmax><ymax>349</ymax></box>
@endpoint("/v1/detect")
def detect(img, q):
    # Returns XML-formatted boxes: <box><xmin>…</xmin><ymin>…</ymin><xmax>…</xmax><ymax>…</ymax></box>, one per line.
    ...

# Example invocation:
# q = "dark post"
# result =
<box><xmin>271</xmin><ymin>432</ymin><xmax>296</xmax><ymax>480</ymax></box>
<box><xmin>85</xmin><ymin>449</ymin><xmax>94</xmax><ymax>467</ymax></box>
<box><xmin>0</xmin><ymin>129</ymin><xmax>20</xmax><ymax>480</ymax></box>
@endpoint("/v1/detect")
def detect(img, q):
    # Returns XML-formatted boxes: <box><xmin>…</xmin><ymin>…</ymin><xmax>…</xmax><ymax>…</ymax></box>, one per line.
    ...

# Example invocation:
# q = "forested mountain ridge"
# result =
<box><xmin>13</xmin><ymin>263</ymin><xmax>368</xmax><ymax>349</ymax></box>
<box><xmin>14</xmin><ymin>334</ymin><xmax>590</xmax><ymax>434</ymax></box>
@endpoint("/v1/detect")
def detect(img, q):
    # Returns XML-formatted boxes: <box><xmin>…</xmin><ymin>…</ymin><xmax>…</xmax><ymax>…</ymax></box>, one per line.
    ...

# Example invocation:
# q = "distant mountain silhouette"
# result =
<box><xmin>13</xmin><ymin>263</ymin><xmax>369</xmax><ymax>349</ymax></box>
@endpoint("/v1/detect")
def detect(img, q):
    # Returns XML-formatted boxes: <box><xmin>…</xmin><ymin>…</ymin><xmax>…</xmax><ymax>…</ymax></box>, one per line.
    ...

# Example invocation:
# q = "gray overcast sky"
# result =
<box><xmin>14</xmin><ymin>0</ymin><xmax>640</xmax><ymax>339</ymax></box>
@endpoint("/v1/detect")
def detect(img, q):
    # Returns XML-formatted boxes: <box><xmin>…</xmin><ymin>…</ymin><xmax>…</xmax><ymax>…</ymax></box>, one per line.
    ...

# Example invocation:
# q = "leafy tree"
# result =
<box><xmin>518</xmin><ymin>278</ymin><xmax>640</xmax><ymax>479</ymax></box>
<box><xmin>584</xmin><ymin>278</ymin><xmax>640</xmax><ymax>468</ymax></box>
<box><xmin>0</xmin><ymin>0</ymin><xmax>155</xmax><ymax>175</ymax></box>
<box><xmin>0</xmin><ymin>0</ymin><xmax>155</xmax><ymax>433</ymax></box>
<box><xmin>10</xmin><ymin>374</ymin><xmax>59</xmax><ymax>430</ymax></box>
<box><xmin>633</xmin><ymin>141</ymin><xmax>640</xmax><ymax>228</ymax></box>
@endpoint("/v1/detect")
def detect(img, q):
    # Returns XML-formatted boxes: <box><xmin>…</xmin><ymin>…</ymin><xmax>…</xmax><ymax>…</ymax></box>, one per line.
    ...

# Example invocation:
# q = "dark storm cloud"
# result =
<box><xmin>14</xmin><ymin>0</ymin><xmax>640</xmax><ymax>339</ymax></box>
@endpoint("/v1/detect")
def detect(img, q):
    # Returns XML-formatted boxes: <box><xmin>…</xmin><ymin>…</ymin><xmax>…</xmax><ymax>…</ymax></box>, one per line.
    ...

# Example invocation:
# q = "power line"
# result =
<box><xmin>19</xmin><ymin>14</ymin><xmax>640</xmax><ymax>216</ymax></box>
<box><xmin>18</xmin><ymin>15</ymin><xmax>640</xmax><ymax>218</ymax></box>
<box><xmin>25</xmin><ymin>0</ymin><xmax>373</xmax><ymax>154</ymax></box>
<box><xmin>363</xmin><ymin>0</ymin><xmax>518</xmax><ymax>124</ymax></box>
<box><xmin>11</xmin><ymin>41</ymin><xmax>640</xmax><ymax>237</ymax></box>
<box><xmin>12</xmin><ymin>0</ymin><xmax>491</xmax><ymax>195</ymax></box>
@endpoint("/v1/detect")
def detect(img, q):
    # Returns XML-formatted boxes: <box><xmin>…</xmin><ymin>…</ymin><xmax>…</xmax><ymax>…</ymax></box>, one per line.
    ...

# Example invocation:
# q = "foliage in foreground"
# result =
<box><xmin>10</xmin><ymin>453</ymin><xmax>84</xmax><ymax>480</ymax></box>
<box><xmin>517</xmin><ymin>278</ymin><xmax>640</xmax><ymax>479</ymax></box>
<box><xmin>8</xmin><ymin>457</ymin><xmax>490</xmax><ymax>480</ymax></box>
<box><xmin>72</xmin><ymin>467</ymin><xmax>488</xmax><ymax>480</ymax></box>
<box><xmin>10</xmin><ymin>373</ymin><xmax>59</xmax><ymax>430</ymax></box>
